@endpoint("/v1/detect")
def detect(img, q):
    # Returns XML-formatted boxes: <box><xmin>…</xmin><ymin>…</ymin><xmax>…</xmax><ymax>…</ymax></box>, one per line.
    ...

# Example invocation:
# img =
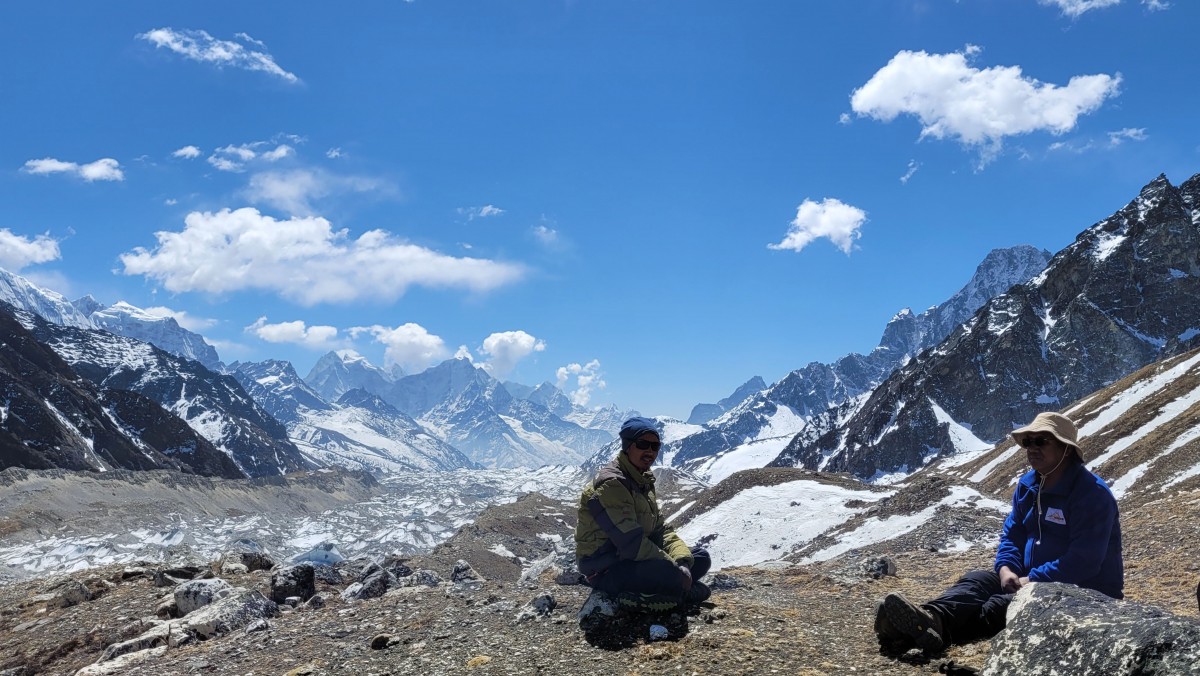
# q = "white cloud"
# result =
<box><xmin>454</xmin><ymin>345</ymin><xmax>475</xmax><ymax>362</ymax></box>
<box><xmin>119</xmin><ymin>208</ymin><xmax>527</xmax><ymax>304</ymax></box>
<box><xmin>556</xmin><ymin>359</ymin><xmax>606</xmax><ymax>407</ymax></box>
<box><xmin>143</xmin><ymin>306</ymin><xmax>217</xmax><ymax>331</ymax></box>
<box><xmin>0</xmin><ymin>229</ymin><xmax>61</xmax><ymax>271</ymax></box>
<box><xmin>165</xmin><ymin>198</ymin><xmax>178</xmax><ymax>205</ymax></box>
<box><xmin>1107</xmin><ymin>127</ymin><xmax>1147</xmax><ymax>145</ymax></box>
<box><xmin>326</xmin><ymin>147</ymin><xmax>343</xmax><ymax>159</ymax></box>
<box><xmin>458</xmin><ymin>205</ymin><xmax>506</xmax><ymax>221</ymax></box>
<box><xmin>899</xmin><ymin>160</ymin><xmax>920</xmax><ymax>184</ymax></box>
<box><xmin>768</xmin><ymin>198</ymin><xmax>867</xmax><ymax>255</ymax></box>
<box><xmin>173</xmin><ymin>145</ymin><xmax>202</xmax><ymax>159</ymax></box>
<box><xmin>478</xmin><ymin>330</ymin><xmax>545</xmax><ymax>378</ymax></box>
<box><xmin>243</xmin><ymin>168</ymin><xmax>390</xmax><ymax>216</ymax></box>
<box><xmin>850</xmin><ymin>46</ymin><xmax>1121</xmax><ymax>167</ymax></box>
<box><xmin>207</xmin><ymin>142</ymin><xmax>292</xmax><ymax>172</ymax></box>
<box><xmin>352</xmin><ymin>323</ymin><xmax>449</xmax><ymax>372</ymax></box>
<box><xmin>1143</xmin><ymin>0</ymin><xmax>1169</xmax><ymax>9</ymax></box>
<box><xmin>532</xmin><ymin>224</ymin><xmax>559</xmax><ymax>246</ymax></box>
<box><xmin>22</xmin><ymin>157</ymin><xmax>125</xmax><ymax>182</ymax></box>
<box><xmin>838</xmin><ymin>112</ymin><xmax>852</xmax><ymax>125</ymax></box>
<box><xmin>1039</xmin><ymin>0</ymin><xmax>1121</xmax><ymax>17</ymax></box>
<box><xmin>137</xmin><ymin>27</ymin><xmax>300</xmax><ymax>83</ymax></box>
<box><xmin>247</xmin><ymin>316</ymin><xmax>339</xmax><ymax>349</ymax></box>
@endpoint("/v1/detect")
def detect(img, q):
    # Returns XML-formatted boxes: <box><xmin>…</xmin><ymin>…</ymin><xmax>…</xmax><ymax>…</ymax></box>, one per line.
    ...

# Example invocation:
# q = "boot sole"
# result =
<box><xmin>881</xmin><ymin>593</ymin><xmax>943</xmax><ymax>652</ymax></box>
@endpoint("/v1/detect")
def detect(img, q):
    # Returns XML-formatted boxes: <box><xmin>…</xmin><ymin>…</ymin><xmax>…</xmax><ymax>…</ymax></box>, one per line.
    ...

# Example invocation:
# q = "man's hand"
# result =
<box><xmin>999</xmin><ymin>566</ymin><xmax>1023</xmax><ymax>593</ymax></box>
<box><xmin>678</xmin><ymin>564</ymin><xmax>693</xmax><ymax>592</ymax></box>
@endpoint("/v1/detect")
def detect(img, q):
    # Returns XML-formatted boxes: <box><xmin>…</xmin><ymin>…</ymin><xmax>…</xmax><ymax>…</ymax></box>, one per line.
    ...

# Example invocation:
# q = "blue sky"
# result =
<box><xmin>2</xmin><ymin>0</ymin><xmax>1197</xmax><ymax>419</ymax></box>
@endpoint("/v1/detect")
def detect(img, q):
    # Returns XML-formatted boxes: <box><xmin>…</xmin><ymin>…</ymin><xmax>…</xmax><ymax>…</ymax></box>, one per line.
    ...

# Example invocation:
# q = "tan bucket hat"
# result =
<box><xmin>1011</xmin><ymin>412</ymin><xmax>1084</xmax><ymax>461</ymax></box>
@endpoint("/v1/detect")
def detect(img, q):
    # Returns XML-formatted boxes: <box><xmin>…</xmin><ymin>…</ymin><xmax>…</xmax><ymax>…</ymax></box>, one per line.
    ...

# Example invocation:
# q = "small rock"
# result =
<box><xmin>370</xmin><ymin>634</ymin><xmax>400</xmax><ymax>650</ymax></box>
<box><xmin>466</xmin><ymin>655</ymin><xmax>492</xmax><ymax>668</ymax></box>
<box><xmin>217</xmin><ymin>539</ymin><xmax>275</xmax><ymax>573</ymax></box>
<box><xmin>49</xmin><ymin>579</ymin><xmax>91</xmax><ymax>608</ymax></box>
<box><xmin>451</xmin><ymin>560</ymin><xmax>483</xmax><ymax>583</ymax></box>
<box><xmin>304</xmin><ymin>594</ymin><xmax>326</xmax><ymax>610</ymax></box>
<box><xmin>397</xmin><ymin>569</ymin><xmax>442</xmax><ymax>588</ymax></box>
<box><xmin>859</xmin><ymin>555</ymin><xmax>897</xmax><ymax>579</ymax></box>
<box><xmin>244</xmin><ymin>618</ymin><xmax>270</xmax><ymax>634</ymax></box>
<box><xmin>709</xmin><ymin>573</ymin><xmax>741</xmax><ymax>590</ymax></box>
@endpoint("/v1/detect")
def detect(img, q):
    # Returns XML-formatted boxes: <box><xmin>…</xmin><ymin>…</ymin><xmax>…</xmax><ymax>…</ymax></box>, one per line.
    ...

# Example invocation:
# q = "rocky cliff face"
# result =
<box><xmin>774</xmin><ymin>173</ymin><xmax>1200</xmax><ymax>479</ymax></box>
<box><xmin>26</xmin><ymin>312</ymin><xmax>310</xmax><ymax>478</ymax></box>
<box><xmin>0</xmin><ymin>303</ymin><xmax>244</xmax><ymax>479</ymax></box>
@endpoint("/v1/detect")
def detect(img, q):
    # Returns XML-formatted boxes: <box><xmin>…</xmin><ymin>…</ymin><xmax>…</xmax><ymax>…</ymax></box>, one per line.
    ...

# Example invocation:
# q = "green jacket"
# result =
<box><xmin>575</xmin><ymin>452</ymin><xmax>693</xmax><ymax>577</ymax></box>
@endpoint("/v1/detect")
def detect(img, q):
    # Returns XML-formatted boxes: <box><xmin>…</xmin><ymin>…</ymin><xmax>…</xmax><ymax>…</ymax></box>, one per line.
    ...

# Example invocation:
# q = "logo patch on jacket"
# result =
<box><xmin>1045</xmin><ymin>507</ymin><xmax>1067</xmax><ymax>525</ymax></box>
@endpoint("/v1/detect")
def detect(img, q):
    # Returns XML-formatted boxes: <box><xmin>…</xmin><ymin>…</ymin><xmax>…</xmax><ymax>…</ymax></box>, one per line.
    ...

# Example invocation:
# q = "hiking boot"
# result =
<box><xmin>881</xmin><ymin>593</ymin><xmax>944</xmax><ymax>653</ymax></box>
<box><xmin>873</xmin><ymin>600</ymin><xmax>915</xmax><ymax>654</ymax></box>
<box><xmin>616</xmin><ymin>591</ymin><xmax>682</xmax><ymax>613</ymax></box>
<box><xmin>685</xmin><ymin>581</ymin><xmax>711</xmax><ymax>606</ymax></box>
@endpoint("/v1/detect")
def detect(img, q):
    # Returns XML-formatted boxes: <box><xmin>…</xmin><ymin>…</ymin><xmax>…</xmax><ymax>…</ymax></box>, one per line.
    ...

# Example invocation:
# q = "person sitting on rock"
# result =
<box><xmin>575</xmin><ymin>416</ymin><xmax>711</xmax><ymax>611</ymax></box>
<box><xmin>875</xmin><ymin>411</ymin><xmax>1124</xmax><ymax>654</ymax></box>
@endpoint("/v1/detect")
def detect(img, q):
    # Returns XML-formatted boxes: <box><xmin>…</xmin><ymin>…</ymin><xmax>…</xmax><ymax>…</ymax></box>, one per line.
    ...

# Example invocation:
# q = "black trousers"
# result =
<box><xmin>923</xmin><ymin>570</ymin><xmax>1014</xmax><ymax>645</ymax></box>
<box><xmin>592</xmin><ymin>546</ymin><xmax>711</xmax><ymax>598</ymax></box>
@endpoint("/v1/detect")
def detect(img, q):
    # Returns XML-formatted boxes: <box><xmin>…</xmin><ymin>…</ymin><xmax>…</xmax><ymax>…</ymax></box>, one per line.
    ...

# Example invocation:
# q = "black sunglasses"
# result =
<box><xmin>1019</xmin><ymin>436</ymin><xmax>1053</xmax><ymax>448</ymax></box>
<box><xmin>633</xmin><ymin>439</ymin><xmax>662</xmax><ymax>452</ymax></box>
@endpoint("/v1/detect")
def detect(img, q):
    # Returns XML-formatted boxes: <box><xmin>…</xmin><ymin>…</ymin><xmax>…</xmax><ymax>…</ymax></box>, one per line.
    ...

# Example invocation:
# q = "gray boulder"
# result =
<box><xmin>184</xmin><ymin>589</ymin><xmax>280</xmax><ymax>640</ymax></box>
<box><xmin>271</xmin><ymin>563</ymin><xmax>316</xmax><ymax>603</ymax></box>
<box><xmin>174</xmin><ymin>578</ymin><xmax>233</xmax><ymax>616</ymax></box>
<box><xmin>396</xmin><ymin>569</ymin><xmax>442</xmax><ymax>588</ymax></box>
<box><xmin>217</xmin><ymin>539</ymin><xmax>275</xmax><ymax>573</ymax></box>
<box><xmin>984</xmin><ymin>582</ymin><xmax>1200</xmax><ymax>675</ymax></box>
<box><xmin>340</xmin><ymin>563</ymin><xmax>397</xmax><ymax>601</ymax></box>
<box><xmin>450</xmin><ymin>560</ymin><xmax>483</xmax><ymax>583</ymax></box>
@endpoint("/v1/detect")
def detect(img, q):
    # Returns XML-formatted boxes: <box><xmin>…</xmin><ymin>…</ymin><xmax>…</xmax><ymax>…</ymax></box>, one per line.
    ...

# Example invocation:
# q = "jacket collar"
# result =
<box><xmin>1019</xmin><ymin>460</ymin><xmax>1087</xmax><ymax>495</ymax></box>
<box><xmin>616</xmin><ymin>452</ymin><xmax>656</xmax><ymax>489</ymax></box>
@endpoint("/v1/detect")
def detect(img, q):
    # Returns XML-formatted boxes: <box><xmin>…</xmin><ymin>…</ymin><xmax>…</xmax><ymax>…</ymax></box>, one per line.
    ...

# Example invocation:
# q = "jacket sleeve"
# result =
<box><xmin>587</xmin><ymin>479</ymin><xmax>673</xmax><ymax>563</ymax></box>
<box><xmin>994</xmin><ymin>484</ymin><xmax>1028</xmax><ymax>575</ymax></box>
<box><xmin>657</xmin><ymin>522</ymin><xmax>693</xmax><ymax>566</ymax></box>
<box><xmin>1026</xmin><ymin>483</ymin><xmax>1118</xmax><ymax>585</ymax></box>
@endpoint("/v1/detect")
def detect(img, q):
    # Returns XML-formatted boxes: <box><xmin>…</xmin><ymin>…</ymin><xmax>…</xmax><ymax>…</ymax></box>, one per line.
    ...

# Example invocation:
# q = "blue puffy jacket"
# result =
<box><xmin>994</xmin><ymin>460</ymin><xmax>1124</xmax><ymax>599</ymax></box>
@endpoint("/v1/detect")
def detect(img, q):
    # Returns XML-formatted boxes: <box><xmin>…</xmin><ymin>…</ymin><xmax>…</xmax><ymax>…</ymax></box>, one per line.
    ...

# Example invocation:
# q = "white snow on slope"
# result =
<box><xmin>676</xmin><ymin>480</ymin><xmax>887</xmax><ymax>571</ymax></box>
<box><xmin>1078</xmin><ymin>352</ymin><xmax>1200</xmax><ymax>439</ymax></box>
<box><xmin>1091</xmin><ymin>378</ymin><xmax>1200</xmax><ymax>484</ymax></box>
<box><xmin>929</xmin><ymin>399</ymin><xmax>993</xmax><ymax>466</ymax></box>
<box><xmin>692</xmin><ymin>435</ymin><xmax>794</xmax><ymax>484</ymax></box>
<box><xmin>800</xmin><ymin>485</ymin><xmax>1008</xmax><ymax>564</ymax></box>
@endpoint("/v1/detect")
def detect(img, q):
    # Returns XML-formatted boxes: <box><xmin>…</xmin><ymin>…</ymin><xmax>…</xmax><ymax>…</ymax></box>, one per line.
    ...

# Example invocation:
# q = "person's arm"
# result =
<box><xmin>586</xmin><ymin>480</ymin><xmax>673</xmax><ymax>562</ymax></box>
<box><xmin>995</xmin><ymin>484</ymin><xmax>1028</xmax><ymax>579</ymax></box>
<box><xmin>1026</xmin><ymin>485</ymin><xmax>1117</xmax><ymax>585</ymax></box>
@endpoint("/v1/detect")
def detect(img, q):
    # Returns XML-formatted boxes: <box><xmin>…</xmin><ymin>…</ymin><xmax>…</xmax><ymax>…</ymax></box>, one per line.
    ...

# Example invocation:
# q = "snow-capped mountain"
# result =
<box><xmin>687</xmin><ymin>376</ymin><xmax>768</xmax><ymax>425</ymax></box>
<box><xmin>381</xmin><ymin>358</ymin><xmax>609</xmax><ymax>468</ymax></box>
<box><xmin>305</xmin><ymin>350</ymin><xmax>401</xmax><ymax>404</ymax></box>
<box><xmin>0</xmin><ymin>268</ymin><xmax>93</xmax><ymax>329</ymax></box>
<box><xmin>669</xmin><ymin>244</ymin><xmax>1052</xmax><ymax>481</ymax></box>
<box><xmin>82</xmin><ymin>299</ymin><xmax>222</xmax><ymax>371</ymax></box>
<box><xmin>774</xmin><ymin>173</ymin><xmax>1200</xmax><ymax>480</ymax></box>
<box><xmin>24</xmin><ymin>313</ymin><xmax>309</xmax><ymax>478</ymax></box>
<box><xmin>0</xmin><ymin>302</ymin><xmax>245</xmax><ymax>479</ymax></box>
<box><xmin>231</xmin><ymin>359</ymin><xmax>475</xmax><ymax>473</ymax></box>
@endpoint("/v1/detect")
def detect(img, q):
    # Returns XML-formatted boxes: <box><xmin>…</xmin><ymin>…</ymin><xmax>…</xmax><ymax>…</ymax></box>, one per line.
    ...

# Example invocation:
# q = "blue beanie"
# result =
<box><xmin>619</xmin><ymin>417</ymin><xmax>660</xmax><ymax>450</ymax></box>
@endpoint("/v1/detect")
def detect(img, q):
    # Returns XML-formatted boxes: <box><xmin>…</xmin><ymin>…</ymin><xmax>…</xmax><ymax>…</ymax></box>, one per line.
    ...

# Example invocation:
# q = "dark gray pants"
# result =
<box><xmin>591</xmin><ymin>546</ymin><xmax>711</xmax><ymax>598</ymax></box>
<box><xmin>924</xmin><ymin>570</ymin><xmax>1014</xmax><ymax>645</ymax></box>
